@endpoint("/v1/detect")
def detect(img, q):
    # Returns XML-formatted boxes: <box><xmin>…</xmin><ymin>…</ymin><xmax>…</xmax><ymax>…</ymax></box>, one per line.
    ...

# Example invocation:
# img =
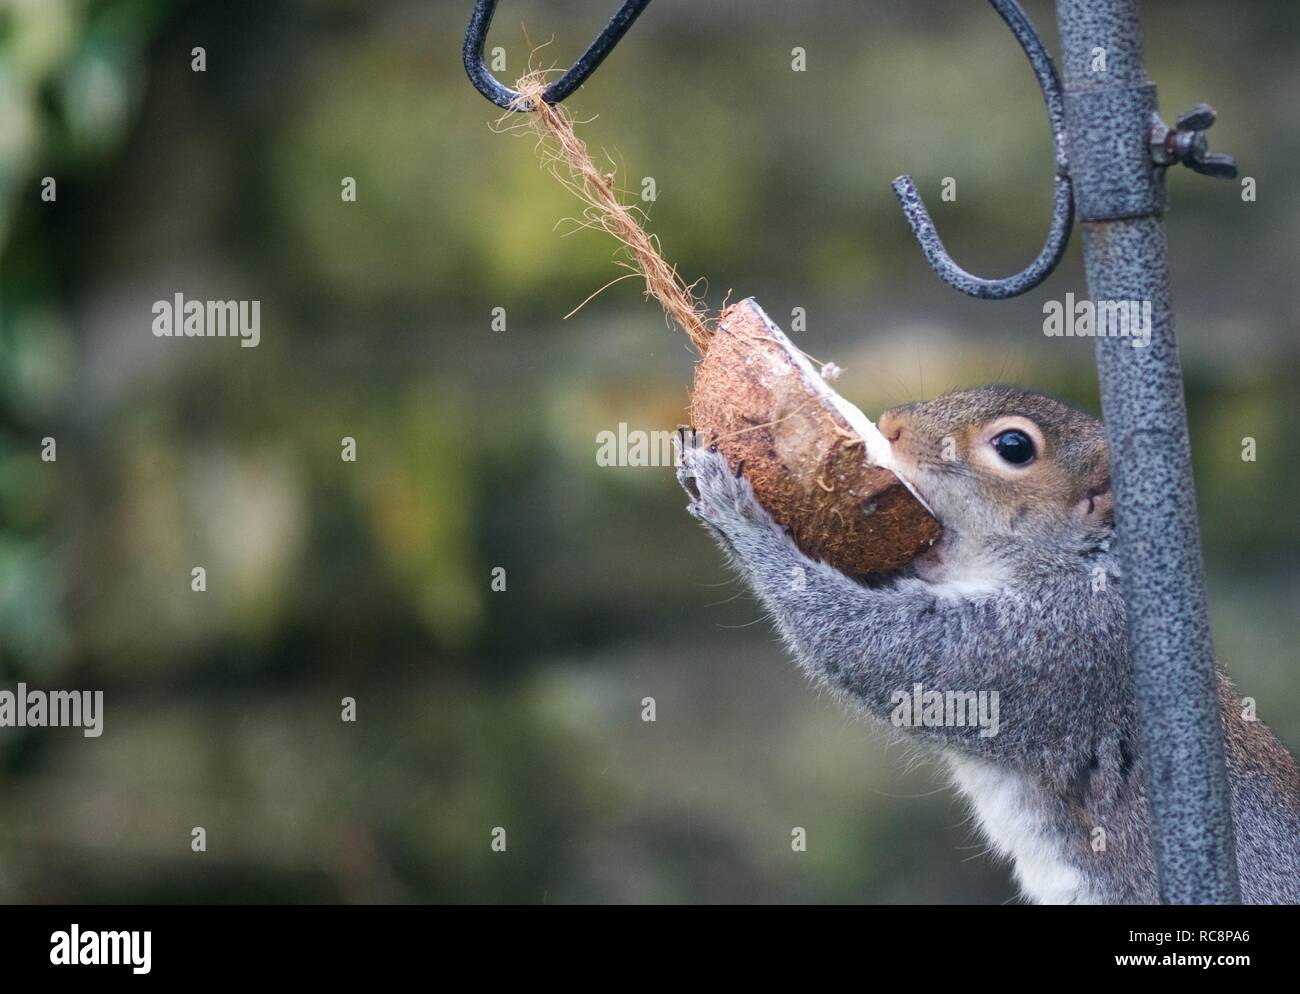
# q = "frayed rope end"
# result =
<box><xmin>498</xmin><ymin>73</ymin><xmax>715</xmax><ymax>354</ymax></box>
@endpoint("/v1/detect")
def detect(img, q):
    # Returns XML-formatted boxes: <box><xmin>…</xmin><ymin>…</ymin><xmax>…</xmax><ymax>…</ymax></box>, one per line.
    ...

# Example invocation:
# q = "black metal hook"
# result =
<box><xmin>464</xmin><ymin>0</ymin><xmax>653</xmax><ymax>110</ymax></box>
<box><xmin>891</xmin><ymin>0</ymin><xmax>1073</xmax><ymax>300</ymax></box>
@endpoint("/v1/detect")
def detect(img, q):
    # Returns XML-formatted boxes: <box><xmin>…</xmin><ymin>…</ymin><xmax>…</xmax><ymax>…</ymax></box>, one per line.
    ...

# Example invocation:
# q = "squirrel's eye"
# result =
<box><xmin>991</xmin><ymin>429</ymin><xmax>1036</xmax><ymax>465</ymax></box>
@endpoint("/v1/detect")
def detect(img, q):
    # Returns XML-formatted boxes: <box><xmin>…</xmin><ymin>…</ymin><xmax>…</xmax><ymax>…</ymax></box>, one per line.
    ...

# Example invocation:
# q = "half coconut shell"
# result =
<box><xmin>690</xmin><ymin>297</ymin><xmax>940</xmax><ymax>574</ymax></box>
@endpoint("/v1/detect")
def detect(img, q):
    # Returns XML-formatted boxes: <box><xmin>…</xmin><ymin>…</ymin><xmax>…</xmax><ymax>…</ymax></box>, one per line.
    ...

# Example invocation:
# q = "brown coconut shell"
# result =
<box><xmin>690</xmin><ymin>298</ymin><xmax>941</xmax><ymax>574</ymax></box>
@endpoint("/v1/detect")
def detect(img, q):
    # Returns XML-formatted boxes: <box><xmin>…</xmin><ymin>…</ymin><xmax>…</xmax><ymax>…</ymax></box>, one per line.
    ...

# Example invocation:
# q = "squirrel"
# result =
<box><xmin>677</xmin><ymin>384</ymin><xmax>1300</xmax><ymax>904</ymax></box>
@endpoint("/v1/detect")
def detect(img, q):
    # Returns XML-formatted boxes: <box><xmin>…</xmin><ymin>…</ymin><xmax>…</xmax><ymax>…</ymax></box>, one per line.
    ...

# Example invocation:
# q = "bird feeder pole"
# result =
<box><xmin>1052</xmin><ymin>0</ymin><xmax>1240</xmax><ymax>903</ymax></box>
<box><xmin>895</xmin><ymin>0</ymin><xmax>1241</xmax><ymax>903</ymax></box>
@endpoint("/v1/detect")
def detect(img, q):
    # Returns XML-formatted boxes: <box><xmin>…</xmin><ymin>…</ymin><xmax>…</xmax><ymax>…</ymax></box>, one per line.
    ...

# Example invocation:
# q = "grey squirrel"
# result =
<box><xmin>677</xmin><ymin>384</ymin><xmax>1300</xmax><ymax>904</ymax></box>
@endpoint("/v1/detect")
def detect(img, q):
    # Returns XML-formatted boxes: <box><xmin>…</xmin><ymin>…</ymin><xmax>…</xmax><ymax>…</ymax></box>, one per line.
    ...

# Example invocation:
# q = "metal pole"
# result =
<box><xmin>1053</xmin><ymin>0</ymin><xmax>1240</xmax><ymax>903</ymax></box>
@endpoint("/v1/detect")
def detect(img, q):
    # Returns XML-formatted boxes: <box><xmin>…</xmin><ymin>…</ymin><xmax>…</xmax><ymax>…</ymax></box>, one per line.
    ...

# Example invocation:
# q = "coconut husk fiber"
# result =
<box><xmin>502</xmin><ymin>73</ymin><xmax>940</xmax><ymax>573</ymax></box>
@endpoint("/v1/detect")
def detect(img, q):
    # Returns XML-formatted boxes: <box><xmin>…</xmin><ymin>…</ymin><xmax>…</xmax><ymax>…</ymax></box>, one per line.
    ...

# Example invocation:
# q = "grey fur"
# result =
<box><xmin>678</xmin><ymin>386</ymin><xmax>1300</xmax><ymax>904</ymax></box>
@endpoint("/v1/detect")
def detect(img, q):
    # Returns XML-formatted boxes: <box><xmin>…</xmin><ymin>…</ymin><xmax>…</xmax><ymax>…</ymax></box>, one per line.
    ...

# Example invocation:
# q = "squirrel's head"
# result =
<box><xmin>878</xmin><ymin>386</ymin><xmax>1113</xmax><ymax>579</ymax></box>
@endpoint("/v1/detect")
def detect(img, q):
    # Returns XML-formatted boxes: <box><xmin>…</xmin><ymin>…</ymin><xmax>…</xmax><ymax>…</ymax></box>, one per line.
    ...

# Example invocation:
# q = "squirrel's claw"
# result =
<box><xmin>673</xmin><ymin>427</ymin><xmax>702</xmax><ymax>500</ymax></box>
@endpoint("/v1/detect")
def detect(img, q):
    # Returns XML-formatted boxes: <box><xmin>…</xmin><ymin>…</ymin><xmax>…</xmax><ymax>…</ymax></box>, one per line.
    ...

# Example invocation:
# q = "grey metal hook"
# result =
<box><xmin>464</xmin><ymin>0</ymin><xmax>652</xmax><ymax>111</ymax></box>
<box><xmin>892</xmin><ymin>0</ymin><xmax>1073</xmax><ymax>300</ymax></box>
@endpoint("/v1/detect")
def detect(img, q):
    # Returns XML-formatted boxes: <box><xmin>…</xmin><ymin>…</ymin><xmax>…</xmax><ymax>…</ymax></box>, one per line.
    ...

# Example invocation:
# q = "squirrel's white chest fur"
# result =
<box><xmin>921</xmin><ymin>557</ymin><xmax>1093</xmax><ymax>903</ymax></box>
<box><xmin>946</xmin><ymin>754</ymin><xmax>1090</xmax><ymax>904</ymax></box>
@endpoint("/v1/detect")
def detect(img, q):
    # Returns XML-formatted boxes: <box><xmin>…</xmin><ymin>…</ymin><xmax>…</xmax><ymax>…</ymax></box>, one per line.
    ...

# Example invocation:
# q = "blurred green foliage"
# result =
<box><xmin>0</xmin><ymin>0</ymin><xmax>1297</xmax><ymax>903</ymax></box>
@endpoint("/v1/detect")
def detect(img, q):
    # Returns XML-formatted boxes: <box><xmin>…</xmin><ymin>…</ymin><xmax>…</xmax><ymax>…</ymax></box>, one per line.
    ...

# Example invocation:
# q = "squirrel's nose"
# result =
<box><xmin>879</xmin><ymin>412</ymin><xmax>904</xmax><ymax>444</ymax></box>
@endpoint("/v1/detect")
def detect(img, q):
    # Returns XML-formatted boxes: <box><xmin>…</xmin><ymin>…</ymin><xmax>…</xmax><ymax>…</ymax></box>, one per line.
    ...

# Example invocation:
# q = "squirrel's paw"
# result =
<box><xmin>674</xmin><ymin>431</ymin><xmax>783</xmax><ymax>544</ymax></box>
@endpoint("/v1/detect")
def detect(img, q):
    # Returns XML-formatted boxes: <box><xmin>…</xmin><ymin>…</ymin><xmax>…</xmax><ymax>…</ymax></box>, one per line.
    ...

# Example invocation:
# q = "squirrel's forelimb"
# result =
<box><xmin>679</xmin><ymin>443</ymin><xmax>1126</xmax><ymax>788</ymax></box>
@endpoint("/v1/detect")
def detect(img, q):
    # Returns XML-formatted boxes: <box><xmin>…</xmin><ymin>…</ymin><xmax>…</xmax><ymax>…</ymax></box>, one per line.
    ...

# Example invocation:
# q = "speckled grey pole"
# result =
<box><xmin>1054</xmin><ymin>0</ymin><xmax>1240</xmax><ymax>903</ymax></box>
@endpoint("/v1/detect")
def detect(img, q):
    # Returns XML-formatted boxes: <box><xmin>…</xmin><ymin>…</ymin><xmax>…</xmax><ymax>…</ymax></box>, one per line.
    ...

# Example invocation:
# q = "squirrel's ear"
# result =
<box><xmin>1075</xmin><ymin>480</ymin><xmax>1114</xmax><ymax>528</ymax></box>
